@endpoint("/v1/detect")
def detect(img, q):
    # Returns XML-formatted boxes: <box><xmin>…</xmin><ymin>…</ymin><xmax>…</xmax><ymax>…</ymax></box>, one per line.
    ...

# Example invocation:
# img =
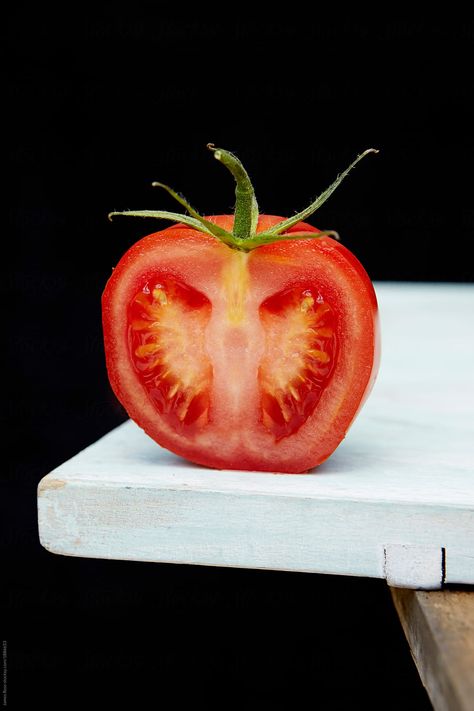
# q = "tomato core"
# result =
<box><xmin>128</xmin><ymin>271</ymin><xmax>338</xmax><ymax>444</ymax></box>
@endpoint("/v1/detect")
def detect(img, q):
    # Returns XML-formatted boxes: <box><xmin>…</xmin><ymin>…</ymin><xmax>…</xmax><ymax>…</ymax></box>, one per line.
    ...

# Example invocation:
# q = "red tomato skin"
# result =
<box><xmin>102</xmin><ymin>216</ymin><xmax>380</xmax><ymax>473</ymax></box>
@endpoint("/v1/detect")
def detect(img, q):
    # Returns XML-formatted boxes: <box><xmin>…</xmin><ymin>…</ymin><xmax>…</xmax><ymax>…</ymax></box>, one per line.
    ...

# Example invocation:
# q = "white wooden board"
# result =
<box><xmin>38</xmin><ymin>284</ymin><xmax>474</xmax><ymax>588</ymax></box>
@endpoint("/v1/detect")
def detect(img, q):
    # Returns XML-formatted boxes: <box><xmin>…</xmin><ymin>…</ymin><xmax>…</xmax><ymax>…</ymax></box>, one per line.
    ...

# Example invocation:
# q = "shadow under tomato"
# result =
<box><xmin>144</xmin><ymin>447</ymin><xmax>213</xmax><ymax>471</ymax></box>
<box><xmin>141</xmin><ymin>435</ymin><xmax>378</xmax><ymax>477</ymax></box>
<box><xmin>306</xmin><ymin>442</ymin><xmax>379</xmax><ymax>477</ymax></box>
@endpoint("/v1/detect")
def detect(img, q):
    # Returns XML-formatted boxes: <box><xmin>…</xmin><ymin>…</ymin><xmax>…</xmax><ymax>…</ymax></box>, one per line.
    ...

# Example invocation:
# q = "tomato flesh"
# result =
<box><xmin>129</xmin><ymin>277</ymin><xmax>338</xmax><ymax>444</ymax></box>
<box><xmin>259</xmin><ymin>286</ymin><xmax>337</xmax><ymax>440</ymax></box>
<box><xmin>102</xmin><ymin>215</ymin><xmax>379</xmax><ymax>473</ymax></box>
<box><xmin>129</xmin><ymin>279</ymin><xmax>212</xmax><ymax>433</ymax></box>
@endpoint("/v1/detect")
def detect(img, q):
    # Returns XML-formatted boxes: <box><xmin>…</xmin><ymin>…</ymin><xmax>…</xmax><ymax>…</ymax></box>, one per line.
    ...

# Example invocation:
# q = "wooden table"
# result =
<box><xmin>37</xmin><ymin>283</ymin><xmax>474</xmax><ymax>708</ymax></box>
<box><xmin>392</xmin><ymin>588</ymin><xmax>474</xmax><ymax>711</ymax></box>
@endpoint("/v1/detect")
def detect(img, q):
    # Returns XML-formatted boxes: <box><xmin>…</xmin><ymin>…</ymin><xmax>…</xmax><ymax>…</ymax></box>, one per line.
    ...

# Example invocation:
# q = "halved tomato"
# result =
<box><xmin>103</xmin><ymin>147</ymin><xmax>379</xmax><ymax>472</ymax></box>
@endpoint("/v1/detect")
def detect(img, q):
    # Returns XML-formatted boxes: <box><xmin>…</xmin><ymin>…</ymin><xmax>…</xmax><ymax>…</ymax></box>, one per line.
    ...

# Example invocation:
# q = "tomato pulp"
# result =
<box><xmin>103</xmin><ymin>212</ymin><xmax>379</xmax><ymax>473</ymax></box>
<box><xmin>104</xmin><ymin>146</ymin><xmax>380</xmax><ymax>472</ymax></box>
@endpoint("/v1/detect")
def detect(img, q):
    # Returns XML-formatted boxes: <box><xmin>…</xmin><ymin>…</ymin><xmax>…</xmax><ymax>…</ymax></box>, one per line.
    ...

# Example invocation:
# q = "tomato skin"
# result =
<box><xmin>102</xmin><ymin>215</ymin><xmax>379</xmax><ymax>473</ymax></box>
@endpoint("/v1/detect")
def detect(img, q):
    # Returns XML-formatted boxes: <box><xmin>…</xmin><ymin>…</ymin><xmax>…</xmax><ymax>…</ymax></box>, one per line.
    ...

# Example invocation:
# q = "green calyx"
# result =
<box><xmin>108</xmin><ymin>145</ymin><xmax>379</xmax><ymax>251</ymax></box>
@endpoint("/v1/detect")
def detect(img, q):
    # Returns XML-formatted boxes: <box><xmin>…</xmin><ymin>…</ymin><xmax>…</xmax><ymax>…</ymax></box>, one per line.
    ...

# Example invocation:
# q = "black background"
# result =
<box><xmin>5</xmin><ymin>9</ymin><xmax>474</xmax><ymax>708</ymax></box>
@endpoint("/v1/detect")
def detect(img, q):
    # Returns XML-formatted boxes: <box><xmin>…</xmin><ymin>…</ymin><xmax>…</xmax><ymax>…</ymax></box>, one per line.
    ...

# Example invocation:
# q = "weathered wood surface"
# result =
<box><xmin>37</xmin><ymin>284</ymin><xmax>474</xmax><ymax>587</ymax></box>
<box><xmin>391</xmin><ymin>588</ymin><xmax>474</xmax><ymax>711</ymax></box>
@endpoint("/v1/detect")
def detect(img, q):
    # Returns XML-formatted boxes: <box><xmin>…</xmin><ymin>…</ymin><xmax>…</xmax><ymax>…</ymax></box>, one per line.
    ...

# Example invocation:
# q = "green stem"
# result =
<box><xmin>108</xmin><ymin>210</ymin><xmax>236</xmax><ymax>248</ymax></box>
<box><xmin>207</xmin><ymin>144</ymin><xmax>258</xmax><ymax>240</ymax></box>
<box><xmin>151</xmin><ymin>182</ymin><xmax>236</xmax><ymax>242</ymax></box>
<box><xmin>108</xmin><ymin>144</ymin><xmax>378</xmax><ymax>253</ymax></box>
<box><xmin>264</xmin><ymin>148</ymin><xmax>379</xmax><ymax>236</ymax></box>
<box><xmin>242</xmin><ymin>230</ymin><xmax>340</xmax><ymax>250</ymax></box>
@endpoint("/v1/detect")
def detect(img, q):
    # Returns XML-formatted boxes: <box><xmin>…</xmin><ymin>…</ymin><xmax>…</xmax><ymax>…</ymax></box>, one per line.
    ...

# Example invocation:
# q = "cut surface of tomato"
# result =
<box><xmin>103</xmin><ymin>215</ymin><xmax>379</xmax><ymax>473</ymax></box>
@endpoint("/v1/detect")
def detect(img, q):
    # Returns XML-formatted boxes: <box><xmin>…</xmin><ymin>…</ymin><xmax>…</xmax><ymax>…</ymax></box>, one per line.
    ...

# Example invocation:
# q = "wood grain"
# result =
<box><xmin>391</xmin><ymin>588</ymin><xmax>474</xmax><ymax>711</ymax></box>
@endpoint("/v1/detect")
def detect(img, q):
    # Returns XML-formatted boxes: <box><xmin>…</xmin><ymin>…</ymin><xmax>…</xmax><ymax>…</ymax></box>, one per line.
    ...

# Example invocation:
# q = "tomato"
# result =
<box><xmin>103</xmin><ymin>147</ymin><xmax>379</xmax><ymax>473</ymax></box>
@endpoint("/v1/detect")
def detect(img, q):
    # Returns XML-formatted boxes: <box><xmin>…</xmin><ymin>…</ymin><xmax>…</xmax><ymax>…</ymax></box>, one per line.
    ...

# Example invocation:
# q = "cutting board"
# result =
<box><xmin>37</xmin><ymin>283</ymin><xmax>474</xmax><ymax>589</ymax></box>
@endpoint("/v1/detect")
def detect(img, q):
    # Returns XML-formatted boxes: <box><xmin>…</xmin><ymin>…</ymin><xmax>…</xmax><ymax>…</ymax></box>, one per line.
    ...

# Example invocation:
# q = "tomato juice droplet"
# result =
<box><xmin>258</xmin><ymin>286</ymin><xmax>338</xmax><ymax>440</ymax></box>
<box><xmin>128</xmin><ymin>278</ymin><xmax>213</xmax><ymax>433</ymax></box>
